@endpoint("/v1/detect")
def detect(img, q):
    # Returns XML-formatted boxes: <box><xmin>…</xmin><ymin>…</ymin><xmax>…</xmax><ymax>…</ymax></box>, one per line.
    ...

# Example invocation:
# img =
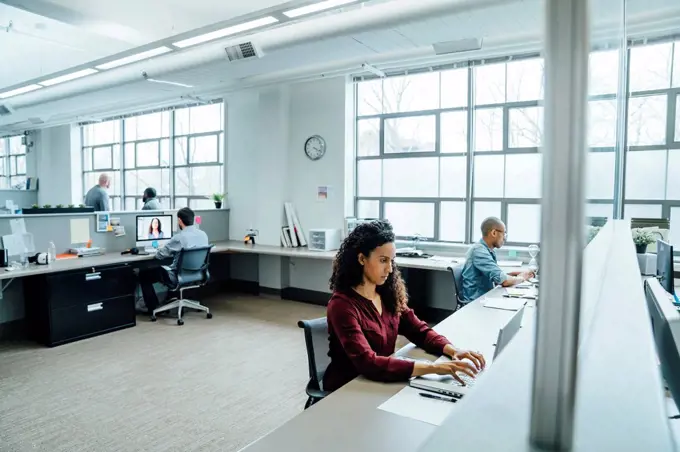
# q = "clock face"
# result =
<box><xmin>305</xmin><ymin>135</ymin><xmax>326</xmax><ymax>161</ymax></box>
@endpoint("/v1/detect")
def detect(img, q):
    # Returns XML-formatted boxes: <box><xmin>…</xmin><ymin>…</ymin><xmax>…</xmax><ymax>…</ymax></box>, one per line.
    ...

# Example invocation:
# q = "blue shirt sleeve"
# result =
<box><xmin>471</xmin><ymin>246</ymin><xmax>507</xmax><ymax>285</ymax></box>
<box><xmin>156</xmin><ymin>234</ymin><xmax>182</xmax><ymax>260</ymax></box>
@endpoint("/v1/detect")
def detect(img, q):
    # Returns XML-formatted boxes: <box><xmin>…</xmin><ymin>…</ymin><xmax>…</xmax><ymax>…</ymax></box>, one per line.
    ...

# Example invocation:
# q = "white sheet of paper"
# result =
<box><xmin>70</xmin><ymin>218</ymin><xmax>91</xmax><ymax>245</ymax></box>
<box><xmin>483</xmin><ymin>297</ymin><xmax>526</xmax><ymax>311</ymax></box>
<box><xmin>498</xmin><ymin>260</ymin><xmax>523</xmax><ymax>267</ymax></box>
<box><xmin>429</xmin><ymin>256</ymin><xmax>461</xmax><ymax>263</ymax></box>
<box><xmin>2</xmin><ymin>234</ymin><xmax>27</xmax><ymax>256</ymax></box>
<box><xmin>377</xmin><ymin>386</ymin><xmax>457</xmax><ymax>426</ymax></box>
<box><xmin>9</xmin><ymin>218</ymin><xmax>26</xmax><ymax>235</ymax></box>
<box><xmin>505</xmin><ymin>287</ymin><xmax>537</xmax><ymax>298</ymax></box>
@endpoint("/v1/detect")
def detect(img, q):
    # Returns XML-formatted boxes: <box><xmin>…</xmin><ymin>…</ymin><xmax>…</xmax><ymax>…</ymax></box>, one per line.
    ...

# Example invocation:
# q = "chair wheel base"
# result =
<box><xmin>206</xmin><ymin>313</ymin><xmax>213</xmax><ymax>319</ymax></box>
<box><xmin>177</xmin><ymin>319</ymin><xmax>184</xmax><ymax>326</ymax></box>
<box><xmin>150</xmin><ymin>316</ymin><xmax>157</xmax><ymax>322</ymax></box>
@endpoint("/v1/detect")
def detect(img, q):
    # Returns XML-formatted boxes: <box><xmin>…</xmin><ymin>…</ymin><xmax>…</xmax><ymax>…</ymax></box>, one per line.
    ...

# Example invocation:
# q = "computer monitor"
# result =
<box><xmin>136</xmin><ymin>214</ymin><xmax>173</xmax><ymax>250</ymax></box>
<box><xmin>657</xmin><ymin>239</ymin><xmax>674</xmax><ymax>295</ymax></box>
<box><xmin>644</xmin><ymin>279</ymin><xmax>680</xmax><ymax>412</ymax></box>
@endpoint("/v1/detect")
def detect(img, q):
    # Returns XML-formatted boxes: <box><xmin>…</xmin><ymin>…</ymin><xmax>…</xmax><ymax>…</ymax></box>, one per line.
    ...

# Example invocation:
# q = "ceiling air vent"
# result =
<box><xmin>224</xmin><ymin>42</ymin><xmax>262</xmax><ymax>62</ymax></box>
<box><xmin>0</xmin><ymin>104</ymin><xmax>15</xmax><ymax>116</ymax></box>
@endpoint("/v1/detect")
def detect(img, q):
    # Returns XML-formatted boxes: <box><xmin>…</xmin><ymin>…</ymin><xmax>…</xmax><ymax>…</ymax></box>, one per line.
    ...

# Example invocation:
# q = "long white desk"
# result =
<box><xmin>0</xmin><ymin>241</ymin><xmax>462</xmax><ymax>284</ymax></box>
<box><xmin>239</xmin><ymin>287</ymin><xmax>527</xmax><ymax>452</ymax></box>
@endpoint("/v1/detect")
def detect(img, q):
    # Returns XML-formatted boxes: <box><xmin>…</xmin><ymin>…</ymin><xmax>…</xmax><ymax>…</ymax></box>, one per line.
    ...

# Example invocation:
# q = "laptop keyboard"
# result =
<box><xmin>457</xmin><ymin>370</ymin><xmax>483</xmax><ymax>387</ymax></box>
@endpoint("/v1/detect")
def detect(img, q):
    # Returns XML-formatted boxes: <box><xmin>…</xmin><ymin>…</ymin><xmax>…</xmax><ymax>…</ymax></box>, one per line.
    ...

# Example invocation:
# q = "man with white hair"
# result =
<box><xmin>84</xmin><ymin>173</ymin><xmax>111</xmax><ymax>212</ymax></box>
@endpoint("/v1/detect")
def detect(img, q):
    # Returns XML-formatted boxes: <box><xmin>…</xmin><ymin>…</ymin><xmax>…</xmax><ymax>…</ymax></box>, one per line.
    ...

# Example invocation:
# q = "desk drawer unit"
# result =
<box><xmin>24</xmin><ymin>264</ymin><xmax>137</xmax><ymax>347</ymax></box>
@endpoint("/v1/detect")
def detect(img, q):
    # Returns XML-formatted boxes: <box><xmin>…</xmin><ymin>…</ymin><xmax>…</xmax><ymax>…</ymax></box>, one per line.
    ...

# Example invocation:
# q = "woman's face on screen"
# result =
<box><xmin>151</xmin><ymin>218</ymin><xmax>159</xmax><ymax>230</ymax></box>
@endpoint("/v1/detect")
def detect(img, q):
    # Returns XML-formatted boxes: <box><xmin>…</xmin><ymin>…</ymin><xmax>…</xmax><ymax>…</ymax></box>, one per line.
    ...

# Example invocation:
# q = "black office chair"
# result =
<box><xmin>151</xmin><ymin>245</ymin><xmax>214</xmax><ymax>326</ymax></box>
<box><xmin>448</xmin><ymin>264</ymin><xmax>465</xmax><ymax>311</ymax></box>
<box><xmin>297</xmin><ymin>317</ymin><xmax>331</xmax><ymax>409</ymax></box>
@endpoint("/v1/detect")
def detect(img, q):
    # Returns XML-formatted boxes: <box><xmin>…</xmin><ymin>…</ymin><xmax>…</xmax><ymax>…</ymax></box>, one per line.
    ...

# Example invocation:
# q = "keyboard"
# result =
<box><xmin>456</xmin><ymin>369</ymin><xmax>485</xmax><ymax>387</ymax></box>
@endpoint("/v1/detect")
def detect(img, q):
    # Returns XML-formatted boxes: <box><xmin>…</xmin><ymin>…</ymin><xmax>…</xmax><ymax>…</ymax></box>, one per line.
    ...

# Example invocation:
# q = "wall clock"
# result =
<box><xmin>304</xmin><ymin>135</ymin><xmax>326</xmax><ymax>161</ymax></box>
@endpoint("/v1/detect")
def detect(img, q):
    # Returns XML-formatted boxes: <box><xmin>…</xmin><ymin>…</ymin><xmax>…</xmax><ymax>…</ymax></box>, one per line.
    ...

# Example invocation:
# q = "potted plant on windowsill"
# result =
<box><xmin>632</xmin><ymin>228</ymin><xmax>656</xmax><ymax>254</ymax></box>
<box><xmin>212</xmin><ymin>193</ymin><xmax>225</xmax><ymax>209</ymax></box>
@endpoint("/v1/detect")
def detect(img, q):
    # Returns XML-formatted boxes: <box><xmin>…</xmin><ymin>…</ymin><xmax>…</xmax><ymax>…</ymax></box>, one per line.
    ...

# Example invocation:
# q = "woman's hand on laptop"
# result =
<box><xmin>444</xmin><ymin>345</ymin><xmax>486</xmax><ymax>371</ymax></box>
<box><xmin>430</xmin><ymin>361</ymin><xmax>478</xmax><ymax>386</ymax></box>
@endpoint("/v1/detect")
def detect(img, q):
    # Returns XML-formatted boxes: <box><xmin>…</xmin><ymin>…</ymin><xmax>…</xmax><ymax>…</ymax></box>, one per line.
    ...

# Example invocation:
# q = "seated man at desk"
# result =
<box><xmin>138</xmin><ymin>207</ymin><xmax>208</xmax><ymax>315</ymax></box>
<box><xmin>323</xmin><ymin>219</ymin><xmax>485</xmax><ymax>392</ymax></box>
<box><xmin>461</xmin><ymin>217</ymin><xmax>533</xmax><ymax>303</ymax></box>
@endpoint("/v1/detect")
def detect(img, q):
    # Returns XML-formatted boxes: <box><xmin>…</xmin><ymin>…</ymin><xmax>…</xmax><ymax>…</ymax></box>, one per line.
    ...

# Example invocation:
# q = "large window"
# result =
<box><xmin>356</xmin><ymin>57</ymin><xmax>545</xmax><ymax>245</ymax></box>
<box><xmin>0</xmin><ymin>135</ymin><xmax>27</xmax><ymax>189</ymax></box>
<box><xmin>355</xmin><ymin>37</ymin><xmax>680</xmax><ymax>247</ymax></box>
<box><xmin>622</xmin><ymin>40</ymin><xmax>680</xmax><ymax>244</ymax></box>
<box><xmin>81</xmin><ymin>102</ymin><xmax>224</xmax><ymax>211</ymax></box>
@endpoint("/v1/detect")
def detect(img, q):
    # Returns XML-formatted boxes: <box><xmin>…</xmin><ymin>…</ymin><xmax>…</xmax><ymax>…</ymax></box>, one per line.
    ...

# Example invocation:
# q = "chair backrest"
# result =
<box><xmin>176</xmin><ymin>245</ymin><xmax>213</xmax><ymax>286</ymax></box>
<box><xmin>449</xmin><ymin>264</ymin><xmax>464</xmax><ymax>304</ymax></box>
<box><xmin>297</xmin><ymin>317</ymin><xmax>330</xmax><ymax>391</ymax></box>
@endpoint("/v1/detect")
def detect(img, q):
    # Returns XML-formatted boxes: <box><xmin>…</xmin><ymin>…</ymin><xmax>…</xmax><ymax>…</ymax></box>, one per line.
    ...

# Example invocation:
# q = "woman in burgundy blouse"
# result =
<box><xmin>323</xmin><ymin>219</ymin><xmax>486</xmax><ymax>392</ymax></box>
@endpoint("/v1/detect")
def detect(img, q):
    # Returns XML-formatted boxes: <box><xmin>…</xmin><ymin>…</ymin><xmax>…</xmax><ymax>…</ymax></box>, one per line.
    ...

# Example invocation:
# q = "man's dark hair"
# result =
<box><xmin>143</xmin><ymin>187</ymin><xmax>157</xmax><ymax>199</ymax></box>
<box><xmin>177</xmin><ymin>207</ymin><xmax>195</xmax><ymax>226</ymax></box>
<box><xmin>481</xmin><ymin>216</ymin><xmax>504</xmax><ymax>237</ymax></box>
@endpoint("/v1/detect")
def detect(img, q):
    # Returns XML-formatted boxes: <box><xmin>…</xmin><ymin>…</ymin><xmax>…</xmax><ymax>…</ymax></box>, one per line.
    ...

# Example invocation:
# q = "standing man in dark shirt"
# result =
<box><xmin>142</xmin><ymin>187</ymin><xmax>162</xmax><ymax>210</ymax></box>
<box><xmin>84</xmin><ymin>173</ymin><xmax>111</xmax><ymax>212</ymax></box>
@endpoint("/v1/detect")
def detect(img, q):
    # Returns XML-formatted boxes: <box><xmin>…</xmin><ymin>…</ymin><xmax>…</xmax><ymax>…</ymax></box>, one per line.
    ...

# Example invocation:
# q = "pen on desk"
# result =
<box><xmin>418</xmin><ymin>392</ymin><xmax>457</xmax><ymax>403</ymax></box>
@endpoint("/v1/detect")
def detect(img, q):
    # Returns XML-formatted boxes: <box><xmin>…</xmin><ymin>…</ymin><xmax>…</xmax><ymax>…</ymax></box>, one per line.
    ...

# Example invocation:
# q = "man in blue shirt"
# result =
<box><xmin>138</xmin><ymin>207</ymin><xmax>209</xmax><ymax>315</ymax></box>
<box><xmin>461</xmin><ymin>217</ymin><xmax>533</xmax><ymax>303</ymax></box>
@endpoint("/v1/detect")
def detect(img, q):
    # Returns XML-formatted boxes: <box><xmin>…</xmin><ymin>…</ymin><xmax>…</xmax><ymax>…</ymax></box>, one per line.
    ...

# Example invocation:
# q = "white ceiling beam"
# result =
<box><xmin>0</xmin><ymin>0</ymin><xmax>150</xmax><ymax>45</ymax></box>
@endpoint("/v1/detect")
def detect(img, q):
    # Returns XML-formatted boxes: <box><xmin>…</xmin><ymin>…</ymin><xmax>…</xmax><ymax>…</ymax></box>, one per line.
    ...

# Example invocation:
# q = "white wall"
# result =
<box><xmin>226</xmin><ymin>76</ymin><xmax>350</xmax><ymax>291</ymax></box>
<box><xmin>227</xmin><ymin>76</ymin><xmax>348</xmax><ymax>246</ymax></box>
<box><xmin>34</xmin><ymin>124</ymin><xmax>81</xmax><ymax>206</ymax></box>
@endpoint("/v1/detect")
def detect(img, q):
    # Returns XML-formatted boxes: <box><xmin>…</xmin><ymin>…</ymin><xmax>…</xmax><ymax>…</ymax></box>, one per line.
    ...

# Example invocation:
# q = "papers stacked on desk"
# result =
<box><xmin>378</xmin><ymin>386</ymin><xmax>457</xmax><ymax>426</ymax></box>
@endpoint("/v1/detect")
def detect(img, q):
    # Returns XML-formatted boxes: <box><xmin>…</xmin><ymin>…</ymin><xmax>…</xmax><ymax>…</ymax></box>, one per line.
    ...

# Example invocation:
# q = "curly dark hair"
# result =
<box><xmin>329</xmin><ymin>219</ymin><xmax>408</xmax><ymax>314</ymax></box>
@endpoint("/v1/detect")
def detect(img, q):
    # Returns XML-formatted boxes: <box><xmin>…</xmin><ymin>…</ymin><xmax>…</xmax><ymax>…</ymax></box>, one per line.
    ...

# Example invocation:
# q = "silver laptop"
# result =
<box><xmin>409</xmin><ymin>306</ymin><xmax>525</xmax><ymax>397</ymax></box>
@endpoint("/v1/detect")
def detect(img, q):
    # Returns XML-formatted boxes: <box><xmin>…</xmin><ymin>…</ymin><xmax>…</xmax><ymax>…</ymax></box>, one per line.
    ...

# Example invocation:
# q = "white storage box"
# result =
<box><xmin>308</xmin><ymin>228</ymin><xmax>342</xmax><ymax>252</ymax></box>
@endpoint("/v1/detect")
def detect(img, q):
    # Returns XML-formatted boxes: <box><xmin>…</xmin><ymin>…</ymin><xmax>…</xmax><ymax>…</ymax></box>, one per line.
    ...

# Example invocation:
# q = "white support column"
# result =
<box><xmin>530</xmin><ymin>0</ymin><xmax>590</xmax><ymax>450</ymax></box>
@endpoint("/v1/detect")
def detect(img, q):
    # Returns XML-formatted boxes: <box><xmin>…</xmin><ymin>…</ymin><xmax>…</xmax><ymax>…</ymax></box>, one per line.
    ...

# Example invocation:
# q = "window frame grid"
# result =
<box><xmin>355</xmin><ymin>37</ymin><xmax>680</xmax><ymax>248</ymax></box>
<box><xmin>81</xmin><ymin>102</ymin><xmax>224</xmax><ymax>211</ymax></box>
<box><xmin>356</xmin><ymin>56</ymin><xmax>545</xmax><ymax>246</ymax></box>
<box><xmin>1</xmin><ymin>136</ymin><xmax>28</xmax><ymax>188</ymax></box>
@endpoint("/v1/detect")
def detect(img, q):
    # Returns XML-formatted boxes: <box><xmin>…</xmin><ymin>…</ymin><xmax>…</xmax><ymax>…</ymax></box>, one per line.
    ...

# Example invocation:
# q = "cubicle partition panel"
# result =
<box><xmin>0</xmin><ymin>209</ymin><xmax>230</xmax><ymax>254</ymax></box>
<box><xmin>0</xmin><ymin>190</ymin><xmax>38</xmax><ymax>211</ymax></box>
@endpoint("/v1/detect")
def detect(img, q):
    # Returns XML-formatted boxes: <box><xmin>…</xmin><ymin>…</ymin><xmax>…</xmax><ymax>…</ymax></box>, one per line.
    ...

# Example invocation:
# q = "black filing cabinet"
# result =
<box><xmin>24</xmin><ymin>263</ymin><xmax>137</xmax><ymax>347</ymax></box>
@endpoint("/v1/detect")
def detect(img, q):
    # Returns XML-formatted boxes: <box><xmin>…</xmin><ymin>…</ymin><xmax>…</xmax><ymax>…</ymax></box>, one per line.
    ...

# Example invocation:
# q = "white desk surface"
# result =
<box><xmin>0</xmin><ymin>240</ymin><xmax>524</xmax><ymax>281</ymax></box>
<box><xmin>239</xmin><ymin>287</ymin><xmax>527</xmax><ymax>452</ymax></box>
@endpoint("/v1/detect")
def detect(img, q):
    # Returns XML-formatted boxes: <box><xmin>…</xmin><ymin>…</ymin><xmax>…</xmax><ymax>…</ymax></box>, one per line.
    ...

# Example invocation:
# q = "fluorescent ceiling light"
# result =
<box><xmin>39</xmin><ymin>68</ymin><xmax>99</xmax><ymax>87</ymax></box>
<box><xmin>146</xmin><ymin>78</ymin><xmax>194</xmax><ymax>88</ymax></box>
<box><xmin>95</xmin><ymin>47</ymin><xmax>173</xmax><ymax>70</ymax></box>
<box><xmin>0</xmin><ymin>84</ymin><xmax>42</xmax><ymax>99</ymax></box>
<box><xmin>283</xmin><ymin>0</ymin><xmax>358</xmax><ymax>18</ymax></box>
<box><xmin>172</xmin><ymin>16</ymin><xmax>278</xmax><ymax>48</ymax></box>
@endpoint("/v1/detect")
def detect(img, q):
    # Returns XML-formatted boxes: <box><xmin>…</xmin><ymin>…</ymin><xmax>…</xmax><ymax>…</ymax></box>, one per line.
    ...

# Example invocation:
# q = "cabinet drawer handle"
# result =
<box><xmin>85</xmin><ymin>272</ymin><xmax>101</xmax><ymax>281</ymax></box>
<box><xmin>87</xmin><ymin>303</ymin><xmax>103</xmax><ymax>312</ymax></box>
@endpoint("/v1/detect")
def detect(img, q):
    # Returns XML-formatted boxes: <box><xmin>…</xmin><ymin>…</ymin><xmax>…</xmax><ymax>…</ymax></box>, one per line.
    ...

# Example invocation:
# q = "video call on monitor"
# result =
<box><xmin>136</xmin><ymin>215</ymin><xmax>174</xmax><ymax>242</ymax></box>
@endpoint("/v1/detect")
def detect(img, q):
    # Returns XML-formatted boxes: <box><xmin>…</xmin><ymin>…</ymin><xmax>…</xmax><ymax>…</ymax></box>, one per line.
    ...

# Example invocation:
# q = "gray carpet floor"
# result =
<box><xmin>0</xmin><ymin>294</ymin><xmax>326</xmax><ymax>452</ymax></box>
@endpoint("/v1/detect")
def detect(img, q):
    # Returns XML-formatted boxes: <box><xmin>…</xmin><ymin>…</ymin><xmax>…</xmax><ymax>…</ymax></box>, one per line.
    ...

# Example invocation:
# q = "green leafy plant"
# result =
<box><xmin>211</xmin><ymin>193</ymin><xmax>225</xmax><ymax>202</ymax></box>
<box><xmin>632</xmin><ymin>228</ymin><xmax>656</xmax><ymax>246</ymax></box>
<box><xmin>42</xmin><ymin>204</ymin><xmax>52</xmax><ymax>208</ymax></box>
<box><xmin>31</xmin><ymin>204</ymin><xmax>39</xmax><ymax>209</ymax></box>
<box><xmin>55</xmin><ymin>204</ymin><xmax>64</xmax><ymax>208</ymax></box>
<box><xmin>68</xmin><ymin>204</ymin><xmax>74</xmax><ymax>208</ymax></box>
<box><xmin>79</xmin><ymin>204</ymin><xmax>86</xmax><ymax>208</ymax></box>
